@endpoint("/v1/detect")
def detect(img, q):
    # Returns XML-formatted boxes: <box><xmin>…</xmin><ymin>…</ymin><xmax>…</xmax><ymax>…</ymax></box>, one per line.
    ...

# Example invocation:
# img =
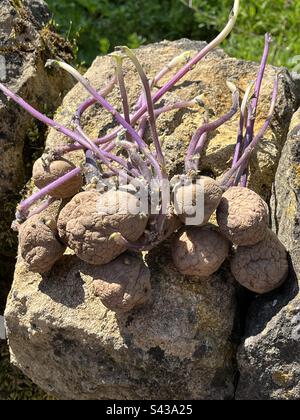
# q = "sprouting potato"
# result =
<box><xmin>58</xmin><ymin>189</ymin><xmax>149</xmax><ymax>265</ymax></box>
<box><xmin>33</xmin><ymin>155</ymin><xmax>83</xmax><ymax>199</ymax></box>
<box><xmin>173</xmin><ymin>176</ymin><xmax>223</xmax><ymax>226</ymax></box>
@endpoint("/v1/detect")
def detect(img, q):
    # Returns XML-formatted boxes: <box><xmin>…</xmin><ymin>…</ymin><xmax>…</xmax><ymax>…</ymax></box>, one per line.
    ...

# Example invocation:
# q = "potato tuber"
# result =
<box><xmin>32</xmin><ymin>155</ymin><xmax>83</xmax><ymax>199</ymax></box>
<box><xmin>173</xmin><ymin>176</ymin><xmax>223</xmax><ymax>226</ymax></box>
<box><xmin>138</xmin><ymin>207</ymin><xmax>182</xmax><ymax>250</ymax></box>
<box><xmin>217</xmin><ymin>186</ymin><xmax>268</xmax><ymax>246</ymax></box>
<box><xmin>58</xmin><ymin>189</ymin><xmax>149</xmax><ymax>265</ymax></box>
<box><xmin>230</xmin><ymin>229</ymin><xmax>289</xmax><ymax>294</ymax></box>
<box><xmin>172</xmin><ymin>224</ymin><xmax>229</xmax><ymax>277</ymax></box>
<box><xmin>91</xmin><ymin>252</ymin><xmax>151</xmax><ymax>312</ymax></box>
<box><xmin>19</xmin><ymin>213</ymin><xmax>65</xmax><ymax>273</ymax></box>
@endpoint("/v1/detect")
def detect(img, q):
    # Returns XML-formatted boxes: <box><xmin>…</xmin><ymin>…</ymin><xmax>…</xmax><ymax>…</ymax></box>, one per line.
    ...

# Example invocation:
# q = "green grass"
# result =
<box><xmin>46</xmin><ymin>0</ymin><xmax>300</xmax><ymax>69</ymax></box>
<box><xmin>46</xmin><ymin>0</ymin><xmax>213</xmax><ymax>65</ymax></box>
<box><xmin>188</xmin><ymin>0</ymin><xmax>300</xmax><ymax>69</ymax></box>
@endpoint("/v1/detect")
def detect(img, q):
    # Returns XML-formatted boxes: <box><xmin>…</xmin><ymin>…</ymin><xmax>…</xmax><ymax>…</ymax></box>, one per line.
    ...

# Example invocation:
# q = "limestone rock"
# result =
<box><xmin>236</xmin><ymin>109</ymin><xmax>300</xmax><ymax>400</ymax></box>
<box><xmin>5</xmin><ymin>244</ymin><xmax>237</xmax><ymax>400</ymax></box>
<box><xmin>0</xmin><ymin>1</ymin><xmax>75</xmax><ymax>394</ymax></box>
<box><xmin>0</xmin><ymin>0</ymin><xmax>74</xmax><ymax>196</ymax></box>
<box><xmin>271</xmin><ymin>108</ymin><xmax>300</xmax><ymax>274</ymax></box>
<box><xmin>0</xmin><ymin>3</ymin><xmax>74</xmax><ymax>395</ymax></box>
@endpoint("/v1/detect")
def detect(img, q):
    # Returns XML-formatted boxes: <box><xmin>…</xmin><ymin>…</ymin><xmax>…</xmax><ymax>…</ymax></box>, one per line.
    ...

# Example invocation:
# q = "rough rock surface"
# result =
<box><xmin>236</xmin><ymin>109</ymin><xmax>300</xmax><ymax>400</ymax></box>
<box><xmin>5</xmin><ymin>242</ymin><xmax>237</xmax><ymax>400</ymax></box>
<box><xmin>4</xmin><ymin>40</ymin><xmax>300</xmax><ymax>399</ymax></box>
<box><xmin>0</xmin><ymin>0</ymin><xmax>74</xmax><ymax>265</ymax></box>
<box><xmin>0</xmin><ymin>0</ymin><xmax>74</xmax><ymax>197</ymax></box>
<box><xmin>0</xmin><ymin>1</ymin><xmax>74</xmax><ymax>399</ymax></box>
<box><xmin>271</xmin><ymin>109</ymin><xmax>300</xmax><ymax>274</ymax></box>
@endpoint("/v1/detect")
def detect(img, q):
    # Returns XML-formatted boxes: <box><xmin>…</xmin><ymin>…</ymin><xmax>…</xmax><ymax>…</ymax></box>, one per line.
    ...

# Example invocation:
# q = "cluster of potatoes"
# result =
<box><xmin>19</xmin><ymin>156</ymin><xmax>152</xmax><ymax>312</ymax></box>
<box><xmin>173</xmin><ymin>178</ymin><xmax>288</xmax><ymax>294</ymax></box>
<box><xmin>18</xmin><ymin>155</ymin><xmax>289</xmax><ymax>313</ymax></box>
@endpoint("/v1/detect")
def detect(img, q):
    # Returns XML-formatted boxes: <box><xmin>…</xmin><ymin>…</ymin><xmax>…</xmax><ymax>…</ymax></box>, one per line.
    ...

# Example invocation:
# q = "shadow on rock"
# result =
<box><xmin>39</xmin><ymin>255</ymin><xmax>85</xmax><ymax>308</ymax></box>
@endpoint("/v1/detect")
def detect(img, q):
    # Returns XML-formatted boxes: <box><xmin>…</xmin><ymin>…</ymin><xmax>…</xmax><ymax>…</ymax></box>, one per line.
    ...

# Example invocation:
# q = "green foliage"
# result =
<box><xmin>185</xmin><ymin>0</ymin><xmax>300</xmax><ymax>69</ymax></box>
<box><xmin>46</xmin><ymin>0</ymin><xmax>207</xmax><ymax>65</ymax></box>
<box><xmin>47</xmin><ymin>0</ymin><xmax>300</xmax><ymax>69</ymax></box>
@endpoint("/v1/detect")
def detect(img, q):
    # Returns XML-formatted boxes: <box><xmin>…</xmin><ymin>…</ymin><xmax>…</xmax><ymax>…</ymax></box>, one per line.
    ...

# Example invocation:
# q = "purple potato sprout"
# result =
<box><xmin>3</xmin><ymin>0</ymin><xmax>281</xmax><ymax>248</ymax></box>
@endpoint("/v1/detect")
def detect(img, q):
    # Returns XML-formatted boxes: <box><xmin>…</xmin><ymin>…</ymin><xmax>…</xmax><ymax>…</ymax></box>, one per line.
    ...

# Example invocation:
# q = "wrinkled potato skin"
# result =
<box><xmin>19</xmin><ymin>214</ymin><xmax>65</xmax><ymax>273</ymax></box>
<box><xmin>161</xmin><ymin>211</ymin><xmax>182</xmax><ymax>241</ymax></box>
<box><xmin>33</xmin><ymin>157</ymin><xmax>83</xmax><ymax>199</ymax></box>
<box><xmin>91</xmin><ymin>253</ymin><xmax>151</xmax><ymax>312</ymax></box>
<box><xmin>58</xmin><ymin>190</ymin><xmax>149</xmax><ymax>265</ymax></box>
<box><xmin>217</xmin><ymin>187</ymin><xmax>268</xmax><ymax>246</ymax></box>
<box><xmin>173</xmin><ymin>176</ymin><xmax>223</xmax><ymax>226</ymax></box>
<box><xmin>140</xmin><ymin>208</ymin><xmax>182</xmax><ymax>250</ymax></box>
<box><xmin>230</xmin><ymin>229</ymin><xmax>289</xmax><ymax>294</ymax></box>
<box><xmin>172</xmin><ymin>224</ymin><xmax>229</xmax><ymax>277</ymax></box>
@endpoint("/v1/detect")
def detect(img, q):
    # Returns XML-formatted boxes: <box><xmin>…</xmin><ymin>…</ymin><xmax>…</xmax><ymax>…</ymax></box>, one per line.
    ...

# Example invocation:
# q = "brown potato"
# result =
<box><xmin>91</xmin><ymin>253</ymin><xmax>151</xmax><ymax>312</ymax></box>
<box><xmin>230</xmin><ymin>229</ymin><xmax>289</xmax><ymax>294</ymax></box>
<box><xmin>32</xmin><ymin>156</ymin><xmax>83</xmax><ymax>199</ymax></box>
<box><xmin>172</xmin><ymin>224</ymin><xmax>229</xmax><ymax>277</ymax></box>
<box><xmin>173</xmin><ymin>176</ymin><xmax>223</xmax><ymax>226</ymax></box>
<box><xmin>58</xmin><ymin>189</ymin><xmax>149</xmax><ymax>265</ymax></box>
<box><xmin>217</xmin><ymin>186</ymin><xmax>268</xmax><ymax>246</ymax></box>
<box><xmin>19</xmin><ymin>213</ymin><xmax>65</xmax><ymax>273</ymax></box>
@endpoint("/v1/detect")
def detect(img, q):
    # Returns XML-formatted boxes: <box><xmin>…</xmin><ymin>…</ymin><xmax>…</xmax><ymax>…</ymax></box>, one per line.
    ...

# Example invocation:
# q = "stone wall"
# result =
<box><xmin>0</xmin><ymin>0</ymin><xmax>75</xmax><ymax>400</ymax></box>
<box><xmin>0</xmin><ymin>0</ymin><xmax>74</xmax><ymax>284</ymax></box>
<box><xmin>236</xmin><ymin>108</ymin><xmax>300</xmax><ymax>400</ymax></box>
